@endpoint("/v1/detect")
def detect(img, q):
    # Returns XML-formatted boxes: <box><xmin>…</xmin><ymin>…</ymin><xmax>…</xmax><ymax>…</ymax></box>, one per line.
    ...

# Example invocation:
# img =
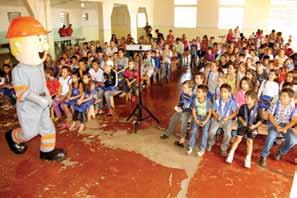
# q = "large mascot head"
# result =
<box><xmin>6</xmin><ymin>16</ymin><xmax>50</xmax><ymax>66</ymax></box>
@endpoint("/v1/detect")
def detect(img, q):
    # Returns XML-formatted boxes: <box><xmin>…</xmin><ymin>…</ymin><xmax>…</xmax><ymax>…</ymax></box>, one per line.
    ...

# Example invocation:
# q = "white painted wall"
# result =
<box><xmin>0</xmin><ymin>6</ymin><xmax>29</xmax><ymax>31</ymax></box>
<box><xmin>0</xmin><ymin>2</ymin><xmax>99</xmax><ymax>42</ymax></box>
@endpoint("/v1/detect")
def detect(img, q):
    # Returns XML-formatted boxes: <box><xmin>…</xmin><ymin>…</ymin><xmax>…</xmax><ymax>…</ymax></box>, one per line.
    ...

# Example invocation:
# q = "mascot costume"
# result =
<box><xmin>5</xmin><ymin>16</ymin><xmax>66</xmax><ymax>161</ymax></box>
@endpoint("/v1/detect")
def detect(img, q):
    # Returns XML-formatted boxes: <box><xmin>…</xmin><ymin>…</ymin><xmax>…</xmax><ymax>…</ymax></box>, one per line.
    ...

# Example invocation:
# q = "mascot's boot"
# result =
<box><xmin>5</xmin><ymin>130</ymin><xmax>28</xmax><ymax>154</ymax></box>
<box><xmin>40</xmin><ymin>148</ymin><xmax>67</xmax><ymax>161</ymax></box>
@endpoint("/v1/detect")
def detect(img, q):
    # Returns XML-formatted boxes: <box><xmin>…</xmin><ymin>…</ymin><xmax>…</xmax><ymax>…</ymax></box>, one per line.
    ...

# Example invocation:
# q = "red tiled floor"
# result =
<box><xmin>0</xmin><ymin>69</ymin><xmax>296</xmax><ymax>197</ymax></box>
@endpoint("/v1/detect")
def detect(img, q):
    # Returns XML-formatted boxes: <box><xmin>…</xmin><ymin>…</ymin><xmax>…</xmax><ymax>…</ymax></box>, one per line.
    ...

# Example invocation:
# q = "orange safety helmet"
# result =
<box><xmin>6</xmin><ymin>16</ymin><xmax>50</xmax><ymax>38</ymax></box>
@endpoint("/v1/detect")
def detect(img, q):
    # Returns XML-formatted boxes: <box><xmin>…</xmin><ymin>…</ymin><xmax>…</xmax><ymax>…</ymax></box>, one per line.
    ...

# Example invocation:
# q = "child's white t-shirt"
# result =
<box><xmin>59</xmin><ymin>76</ymin><xmax>72</xmax><ymax>96</ymax></box>
<box><xmin>259</xmin><ymin>80</ymin><xmax>279</xmax><ymax>98</ymax></box>
<box><xmin>89</xmin><ymin>68</ymin><xmax>104</xmax><ymax>82</ymax></box>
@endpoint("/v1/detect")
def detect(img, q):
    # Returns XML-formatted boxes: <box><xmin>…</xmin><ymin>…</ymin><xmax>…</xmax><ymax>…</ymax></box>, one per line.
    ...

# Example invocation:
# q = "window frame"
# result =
<box><xmin>173</xmin><ymin>0</ymin><xmax>198</xmax><ymax>28</ymax></box>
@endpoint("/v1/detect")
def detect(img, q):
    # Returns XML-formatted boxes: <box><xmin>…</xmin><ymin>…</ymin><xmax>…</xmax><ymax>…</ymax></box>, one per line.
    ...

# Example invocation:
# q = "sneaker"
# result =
<box><xmin>221</xmin><ymin>150</ymin><xmax>228</xmax><ymax>157</ymax></box>
<box><xmin>226</xmin><ymin>153</ymin><xmax>234</xmax><ymax>164</ymax></box>
<box><xmin>197</xmin><ymin>150</ymin><xmax>205</xmax><ymax>157</ymax></box>
<box><xmin>187</xmin><ymin>147</ymin><xmax>193</xmax><ymax>155</ymax></box>
<box><xmin>259</xmin><ymin>156</ymin><xmax>267</xmax><ymax>167</ymax></box>
<box><xmin>160</xmin><ymin>134</ymin><xmax>169</xmax><ymax>139</ymax></box>
<box><xmin>174</xmin><ymin>141</ymin><xmax>184</xmax><ymax>148</ymax></box>
<box><xmin>275</xmin><ymin>151</ymin><xmax>283</xmax><ymax>160</ymax></box>
<box><xmin>244</xmin><ymin>157</ymin><xmax>251</xmax><ymax>169</ymax></box>
<box><xmin>207</xmin><ymin>145</ymin><xmax>212</xmax><ymax>152</ymax></box>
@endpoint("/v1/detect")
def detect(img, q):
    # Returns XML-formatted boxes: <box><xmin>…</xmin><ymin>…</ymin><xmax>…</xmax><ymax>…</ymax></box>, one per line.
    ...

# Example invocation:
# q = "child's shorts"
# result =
<box><xmin>237</xmin><ymin>127</ymin><xmax>257</xmax><ymax>139</ymax></box>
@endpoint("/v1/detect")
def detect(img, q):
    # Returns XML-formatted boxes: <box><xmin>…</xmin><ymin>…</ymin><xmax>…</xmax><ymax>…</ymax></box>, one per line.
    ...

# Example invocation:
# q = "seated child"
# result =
<box><xmin>70</xmin><ymin>73</ymin><xmax>95</xmax><ymax>132</ymax></box>
<box><xmin>0</xmin><ymin>64</ymin><xmax>15</xmax><ymax>105</ymax></box>
<box><xmin>193</xmin><ymin>72</ymin><xmax>205</xmax><ymax>93</ymax></box>
<box><xmin>258</xmin><ymin>69</ymin><xmax>279</xmax><ymax>110</ymax></box>
<box><xmin>234</xmin><ymin>77</ymin><xmax>254</xmax><ymax>107</ymax></box>
<box><xmin>160</xmin><ymin>80</ymin><xmax>194</xmax><ymax>147</ymax></box>
<box><xmin>207</xmin><ymin>62</ymin><xmax>220</xmax><ymax>99</ymax></box>
<box><xmin>207</xmin><ymin>83</ymin><xmax>238</xmax><ymax>156</ymax></box>
<box><xmin>259</xmin><ymin>88</ymin><xmax>297</xmax><ymax>167</ymax></box>
<box><xmin>187</xmin><ymin>85</ymin><xmax>212</xmax><ymax>156</ymax></box>
<box><xmin>52</xmin><ymin>66</ymin><xmax>72</xmax><ymax>121</ymax></box>
<box><xmin>97</xmin><ymin>61</ymin><xmax>118</xmax><ymax>115</ymax></box>
<box><xmin>226</xmin><ymin>90</ymin><xmax>263</xmax><ymax>168</ymax></box>
<box><xmin>45</xmin><ymin>68</ymin><xmax>60</xmax><ymax>119</ymax></box>
<box><xmin>64</xmin><ymin>72</ymin><xmax>82</xmax><ymax>117</ymax></box>
<box><xmin>122</xmin><ymin>60</ymin><xmax>138</xmax><ymax>102</ymax></box>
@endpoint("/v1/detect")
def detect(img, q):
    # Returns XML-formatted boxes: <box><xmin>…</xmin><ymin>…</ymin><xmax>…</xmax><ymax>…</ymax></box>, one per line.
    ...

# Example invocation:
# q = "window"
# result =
<box><xmin>8</xmin><ymin>12</ymin><xmax>21</xmax><ymax>22</ymax></box>
<box><xmin>174</xmin><ymin>0</ymin><xmax>197</xmax><ymax>28</ymax></box>
<box><xmin>269</xmin><ymin>0</ymin><xmax>297</xmax><ymax>49</ymax></box>
<box><xmin>220</xmin><ymin>0</ymin><xmax>244</xmax><ymax>5</ymax></box>
<box><xmin>82</xmin><ymin>13</ymin><xmax>88</xmax><ymax>22</ymax></box>
<box><xmin>59</xmin><ymin>12</ymin><xmax>69</xmax><ymax>27</ymax></box>
<box><xmin>218</xmin><ymin>0</ymin><xmax>244</xmax><ymax>29</ymax></box>
<box><xmin>174</xmin><ymin>0</ymin><xmax>197</xmax><ymax>5</ymax></box>
<box><xmin>137</xmin><ymin>12</ymin><xmax>146</xmax><ymax>28</ymax></box>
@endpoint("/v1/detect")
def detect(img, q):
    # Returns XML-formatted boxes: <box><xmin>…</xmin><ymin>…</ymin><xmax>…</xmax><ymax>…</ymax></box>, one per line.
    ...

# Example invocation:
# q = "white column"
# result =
<box><xmin>102</xmin><ymin>1</ymin><xmax>113</xmax><ymax>42</ymax></box>
<box><xmin>145</xmin><ymin>4</ymin><xmax>154</xmax><ymax>28</ymax></box>
<box><xmin>23</xmin><ymin>0</ymin><xmax>55</xmax><ymax>59</ymax></box>
<box><xmin>127</xmin><ymin>5</ymin><xmax>139</xmax><ymax>42</ymax></box>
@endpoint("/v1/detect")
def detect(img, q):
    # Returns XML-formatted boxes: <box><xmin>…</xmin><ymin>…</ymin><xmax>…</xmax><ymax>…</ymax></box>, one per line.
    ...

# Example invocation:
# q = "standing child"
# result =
<box><xmin>207</xmin><ymin>83</ymin><xmax>238</xmax><ymax>156</ymax></box>
<box><xmin>226</xmin><ymin>90</ymin><xmax>263</xmax><ymax>168</ymax></box>
<box><xmin>142</xmin><ymin>51</ymin><xmax>155</xmax><ymax>87</ymax></box>
<box><xmin>160</xmin><ymin>80</ymin><xmax>194</xmax><ymax>147</ymax></box>
<box><xmin>259</xmin><ymin>88</ymin><xmax>297</xmax><ymax>167</ymax></box>
<box><xmin>152</xmin><ymin>50</ymin><xmax>161</xmax><ymax>84</ymax></box>
<box><xmin>161</xmin><ymin>44</ymin><xmax>172</xmax><ymax>82</ymax></box>
<box><xmin>187</xmin><ymin>85</ymin><xmax>212</xmax><ymax>156</ymax></box>
<box><xmin>70</xmin><ymin>73</ymin><xmax>95</xmax><ymax>132</ymax></box>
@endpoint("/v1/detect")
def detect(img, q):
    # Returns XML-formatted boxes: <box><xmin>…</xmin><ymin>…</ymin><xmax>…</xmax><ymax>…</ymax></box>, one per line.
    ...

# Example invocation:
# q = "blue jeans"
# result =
<box><xmin>261</xmin><ymin>124</ymin><xmax>297</xmax><ymax>158</ymax></box>
<box><xmin>188</xmin><ymin>115</ymin><xmax>210</xmax><ymax>151</ymax></box>
<box><xmin>165</xmin><ymin>111</ymin><xmax>191</xmax><ymax>138</ymax></box>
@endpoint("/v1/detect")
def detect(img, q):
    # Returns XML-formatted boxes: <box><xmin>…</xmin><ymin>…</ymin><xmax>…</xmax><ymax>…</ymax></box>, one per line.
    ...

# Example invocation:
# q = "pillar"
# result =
<box><xmin>127</xmin><ymin>4</ymin><xmax>139</xmax><ymax>41</ymax></box>
<box><xmin>101</xmin><ymin>1</ymin><xmax>113</xmax><ymax>42</ymax></box>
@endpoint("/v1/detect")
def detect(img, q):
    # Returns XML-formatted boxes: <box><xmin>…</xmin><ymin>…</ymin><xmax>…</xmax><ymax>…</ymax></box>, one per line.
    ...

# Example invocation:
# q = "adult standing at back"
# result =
<box><xmin>58</xmin><ymin>25</ymin><xmax>66</xmax><ymax>37</ymax></box>
<box><xmin>65</xmin><ymin>24</ymin><xmax>73</xmax><ymax>37</ymax></box>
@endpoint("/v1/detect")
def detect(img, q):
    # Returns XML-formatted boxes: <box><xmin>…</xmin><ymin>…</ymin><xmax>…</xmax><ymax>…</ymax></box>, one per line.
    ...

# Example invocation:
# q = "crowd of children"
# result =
<box><xmin>157</xmin><ymin>28</ymin><xmax>297</xmax><ymax>168</ymax></box>
<box><xmin>0</xmin><ymin>27</ymin><xmax>296</xmax><ymax>167</ymax></box>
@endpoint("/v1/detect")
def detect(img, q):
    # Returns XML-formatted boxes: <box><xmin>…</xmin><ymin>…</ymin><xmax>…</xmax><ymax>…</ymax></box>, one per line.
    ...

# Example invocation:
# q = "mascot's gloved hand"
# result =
<box><xmin>27</xmin><ymin>92</ymin><xmax>50</xmax><ymax>109</ymax></box>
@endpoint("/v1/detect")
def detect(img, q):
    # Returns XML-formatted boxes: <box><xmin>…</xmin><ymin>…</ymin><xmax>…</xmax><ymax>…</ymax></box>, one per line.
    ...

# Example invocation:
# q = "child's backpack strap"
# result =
<box><xmin>67</xmin><ymin>76</ymin><xmax>72</xmax><ymax>85</ymax></box>
<box><xmin>289</xmin><ymin>106</ymin><xmax>296</xmax><ymax>121</ymax></box>
<box><xmin>206</xmin><ymin>99</ymin><xmax>211</xmax><ymax>113</ymax></box>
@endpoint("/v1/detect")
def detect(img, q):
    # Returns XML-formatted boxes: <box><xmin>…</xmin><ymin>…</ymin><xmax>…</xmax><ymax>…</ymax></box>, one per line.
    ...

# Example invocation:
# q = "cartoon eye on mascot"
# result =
<box><xmin>5</xmin><ymin>16</ymin><xmax>66</xmax><ymax>161</ymax></box>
